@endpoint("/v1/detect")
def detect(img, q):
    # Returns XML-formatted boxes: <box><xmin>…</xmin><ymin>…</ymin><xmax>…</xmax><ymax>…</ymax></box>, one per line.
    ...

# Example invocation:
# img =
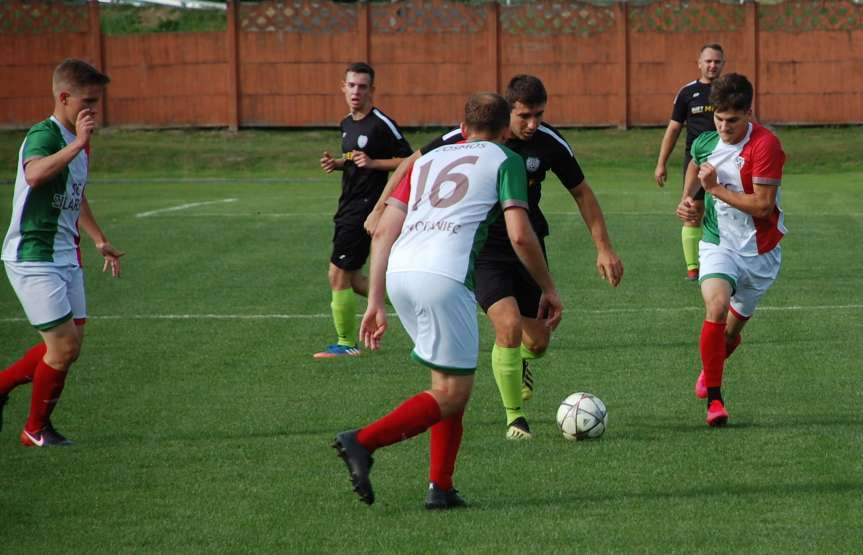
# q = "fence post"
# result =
<box><xmin>226</xmin><ymin>0</ymin><xmax>240</xmax><ymax>131</ymax></box>
<box><xmin>486</xmin><ymin>2</ymin><xmax>500</xmax><ymax>93</ymax></box>
<box><xmin>358</xmin><ymin>2</ymin><xmax>370</xmax><ymax>62</ymax></box>
<box><xmin>88</xmin><ymin>0</ymin><xmax>107</xmax><ymax>125</ymax></box>
<box><xmin>616</xmin><ymin>1</ymin><xmax>629</xmax><ymax>129</ymax></box>
<box><xmin>746</xmin><ymin>0</ymin><xmax>760</xmax><ymax>118</ymax></box>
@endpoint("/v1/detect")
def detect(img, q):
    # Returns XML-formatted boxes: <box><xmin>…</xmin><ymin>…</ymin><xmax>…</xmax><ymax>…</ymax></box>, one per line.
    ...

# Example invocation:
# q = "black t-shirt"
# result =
<box><xmin>671</xmin><ymin>80</ymin><xmax>716</xmax><ymax>161</ymax></box>
<box><xmin>422</xmin><ymin>123</ymin><xmax>584</xmax><ymax>261</ymax></box>
<box><xmin>336</xmin><ymin>107</ymin><xmax>412</xmax><ymax>225</ymax></box>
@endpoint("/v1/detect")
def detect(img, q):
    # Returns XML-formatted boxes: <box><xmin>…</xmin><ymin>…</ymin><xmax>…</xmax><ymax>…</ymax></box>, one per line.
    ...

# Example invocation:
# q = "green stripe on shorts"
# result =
<box><xmin>33</xmin><ymin>311</ymin><xmax>73</xmax><ymax>331</ymax></box>
<box><xmin>699</xmin><ymin>272</ymin><xmax>737</xmax><ymax>295</ymax></box>
<box><xmin>410</xmin><ymin>351</ymin><xmax>476</xmax><ymax>375</ymax></box>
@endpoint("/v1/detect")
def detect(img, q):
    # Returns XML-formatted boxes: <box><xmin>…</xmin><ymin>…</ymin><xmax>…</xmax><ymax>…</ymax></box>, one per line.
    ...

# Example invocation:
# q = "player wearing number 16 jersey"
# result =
<box><xmin>332</xmin><ymin>93</ymin><xmax>563</xmax><ymax>509</ymax></box>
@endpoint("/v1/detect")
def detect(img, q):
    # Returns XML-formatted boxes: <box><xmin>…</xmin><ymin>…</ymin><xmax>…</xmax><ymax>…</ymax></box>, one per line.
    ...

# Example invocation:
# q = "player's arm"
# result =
<box><xmin>503</xmin><ymin>207</ymin><xmax>563</xmax><ymax>330</ymax></box>
<box><xmin>79</xmin><ymin>195</ymin><xmax>125</xmax><ymax>278</ymax></box>
<box><xmin>676</xmin><ymin>159</ymin><xmax>702</xmax><ymax>224</ymax></box>
<box><xmin>364</xmin><ymin>149</ymin><xmax>421</xmax><ymax>235</ymax></box>
<box><xmin>25</xmin><ymin>110</ymin><xmax>95</xmax><ymax>188</ymax></box>
<box><xmin>568</xmin><ymin>180</ymin><xmax>623</xmax><ymax>287</ymax></box>
<box><xmin>654</xmin><ymin>120</ymin><xmax>683</xmax><ymax>187</ymax></box>
<box><xmin>698</xmin><ymin>163</ymin><xmax>779</xmax><ymax>219</ymax></box>
<box><xmin>359</xmin><ymin>203</ymin><xmax>406</xmax><ymax>350</ymax></box>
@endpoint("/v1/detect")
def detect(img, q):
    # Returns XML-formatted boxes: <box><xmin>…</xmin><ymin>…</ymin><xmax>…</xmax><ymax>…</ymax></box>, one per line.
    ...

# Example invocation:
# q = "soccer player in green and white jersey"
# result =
<box><xmin>332</xmin><ymin>93</ymin><xmax>563</xmax><ymax>509</ymax></box>
<box><xmin>676</xmin><ymin>73</ymin><xmax>786</xmax><ymax>427</ymax></box>
<box><xmin>0</xmin><ymin>59</ymin><xmax>124</xmax><ymax>447</ymax></box>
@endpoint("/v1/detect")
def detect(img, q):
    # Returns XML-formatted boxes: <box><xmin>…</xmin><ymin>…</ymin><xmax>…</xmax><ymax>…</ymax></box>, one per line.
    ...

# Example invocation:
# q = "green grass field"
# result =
<box><xmin>1</xmin><ymin>127</ymin><xmax>862</xmax><ymax>552</ymax></box>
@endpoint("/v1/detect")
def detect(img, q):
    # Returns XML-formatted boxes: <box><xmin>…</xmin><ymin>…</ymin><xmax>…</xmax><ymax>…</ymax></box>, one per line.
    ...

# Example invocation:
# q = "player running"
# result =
<box><xmin>676</xmin><ymin>73</ymin><xmax>786</xmax><ymax>426</ymax></box>
<box><xmin>366</xmin><ymin>75</ymin><xmax>622</xmax><ymax>439</ymax></box>
<box><xmin>332</xmin><ymin>92</ymin><xmax>563</xmax><ymax>509</ymax></box>
<box><xmin>316</xmin><ymin>62</ymin><xmax>412</xmax><ymax>358</ymax></box>
<box><xmin>0</xmin><ymin>59</ymin><xmax>123</xmax><ymax>447</ymax></box>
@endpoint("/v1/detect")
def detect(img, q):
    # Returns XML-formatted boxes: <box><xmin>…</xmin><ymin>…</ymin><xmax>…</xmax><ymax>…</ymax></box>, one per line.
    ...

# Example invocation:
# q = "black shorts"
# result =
<box><xmin>474</xmin><ymin>242</ymin><xmax>547</xmax><ymax>317</ymax></box>
<box><xmin>330</xmin><ymin>221</ymin><xmax>371</xmax><ymax>271</ymax></box>
<box><xmin>683</xmin><ymin>152</ymin><xmax>705</xmax><ymax>201</ymax></box>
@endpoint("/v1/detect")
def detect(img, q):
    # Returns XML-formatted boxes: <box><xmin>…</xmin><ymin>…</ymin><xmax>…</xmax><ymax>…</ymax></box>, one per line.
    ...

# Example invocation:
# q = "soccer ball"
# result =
<box><xmin>556</xmin><ymin>392</ymin><xmax>608</xmax><ymax>440</ymax></box>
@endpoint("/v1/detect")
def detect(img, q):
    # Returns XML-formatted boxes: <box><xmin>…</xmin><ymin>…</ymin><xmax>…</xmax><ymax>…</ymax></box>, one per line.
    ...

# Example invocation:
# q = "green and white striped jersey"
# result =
<box><xmin>2</xmin><ymin>117</ymin><xmax>88</xmax><ymax>266</ymax></box>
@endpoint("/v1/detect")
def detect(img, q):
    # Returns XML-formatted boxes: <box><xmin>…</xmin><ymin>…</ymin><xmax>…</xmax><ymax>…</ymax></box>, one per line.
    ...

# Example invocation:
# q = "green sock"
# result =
<box><xmin>492</xmin><ymin>344</ymin><xmax>524</xmax><ymax>425</ymax></box>
<box><xmin>330</xmin><ymin>288</ymin><xmax>357</xmax><ymax>347</ymax></box>
<box><xmin>682</xmin><ymin>226</ymin><xmax>703</xmax><ymax>271</ymax></box>
<box><xmin>520</xmin><ymin>344</ymin><xmax>545</xmax><ymax>361</ymax></box>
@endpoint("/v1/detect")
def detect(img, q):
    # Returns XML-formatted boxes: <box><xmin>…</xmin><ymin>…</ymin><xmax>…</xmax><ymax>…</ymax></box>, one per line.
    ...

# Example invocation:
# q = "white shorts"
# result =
<box><xmin>4</xmin><ymin>261</ymin><xmax>87</xmax><ymax>330</ymax></box>
<box><xmin>699</xmin><ymin>241</ymin><xmax>781</xmax><ymax>319</ymax></box>
<box><xmin>386</xmin><ymin>271</ymin><xmax>478</xmax><ymax>374</ymax></box>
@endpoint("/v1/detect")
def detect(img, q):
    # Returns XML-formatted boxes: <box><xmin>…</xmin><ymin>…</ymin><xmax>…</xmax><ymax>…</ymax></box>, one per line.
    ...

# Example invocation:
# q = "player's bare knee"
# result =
<box><xmin>491</xmin><ymin>314</ymin><xmax>522</xmax><ymax>347</ymax></box>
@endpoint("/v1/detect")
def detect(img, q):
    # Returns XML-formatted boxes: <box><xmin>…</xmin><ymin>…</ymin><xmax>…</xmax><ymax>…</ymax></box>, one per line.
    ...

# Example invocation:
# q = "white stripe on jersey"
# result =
<box><xmin>372</xmin><ymin>108</ymin><xmax>403</xmax><ymax>140</ymax></box>
<box><xmin>442</xmin><ymin>128</ymin><xmax>462</xmax><ymax>141</ymax></box>
<box><xmin>538</xmin><ymin>125</ymin><xmax>573</xmax><ymax>157</ymax></box>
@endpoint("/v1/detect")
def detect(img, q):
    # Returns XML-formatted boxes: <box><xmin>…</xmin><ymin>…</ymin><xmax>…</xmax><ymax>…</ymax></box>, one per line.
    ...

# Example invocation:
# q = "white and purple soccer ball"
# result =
<box><xmin>556</xmin><ymin>392</ymin><xmax>608</xmax><ymax>440</ymax></box>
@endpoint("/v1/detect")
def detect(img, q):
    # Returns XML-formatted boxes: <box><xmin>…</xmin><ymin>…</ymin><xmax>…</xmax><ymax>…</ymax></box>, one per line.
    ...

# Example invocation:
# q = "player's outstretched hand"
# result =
<box><xmin>74</xmin><ymin>109</ymin><xmax>96</xmax><ymax>147</ymax></box>
<box><xmin>654</xmin><ymin>164</ymin><xmax>667</xmax><ymax>187</ymax></box>
<box><xmin>698</xmin><ymin>163</ymin><xmax>719</xmax><ymax>192</ymax></box>
<box><xmin>360</xmin><ymin>305</ymin><xmax>388</xmax><ymax>350</ymax></box>
<box><xmin>676</xmin><ymin>196</ymin><xmax>699</xmax><ymax>224</ymax></box>
<box><xmin>96</xmin><ymin>241</ymin><xmax>125</xmax><ymax>278</ymax></box>
<box><xmin>597</xmin><ymin>250</ymin><xmax>623</xmax><ymax>287</ymax></box>
<box><xmin>320</xmin><ymin>151</ymin><xmax>337</xmax><ymax>173</ymax></box>
<box><xmin>537</xmin><ymin>289</ymin><xmax>563</xmax><ymax>331</ymax></box>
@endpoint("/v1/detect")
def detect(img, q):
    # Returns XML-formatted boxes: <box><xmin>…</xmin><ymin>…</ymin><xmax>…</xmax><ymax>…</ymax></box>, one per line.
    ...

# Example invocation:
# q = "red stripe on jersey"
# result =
<box><xmin>741</xmin><ymin>125</ymin><xmax>785</xmax><ymax>254</ymax></box>
<box><xmin>390</xmin><ymin>161</ymin><xmax>414</xmax><ymax>204</ymax></box>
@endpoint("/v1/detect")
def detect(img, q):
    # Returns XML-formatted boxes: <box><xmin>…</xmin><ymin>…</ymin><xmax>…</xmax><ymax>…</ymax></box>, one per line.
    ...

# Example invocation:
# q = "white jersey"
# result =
<box><xmin>2</xmin><ymin>116</ymin><xmax>87</xmax><ymax>266</ymax></box>
<box><xmin>385</xmin><ymin>140</ymin><xmax>528</xmax><ymax>290</ymax></box>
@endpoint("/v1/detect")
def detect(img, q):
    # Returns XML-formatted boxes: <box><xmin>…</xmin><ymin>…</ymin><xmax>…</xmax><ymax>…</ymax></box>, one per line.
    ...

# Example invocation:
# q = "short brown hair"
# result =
<box><xmin>345</xmin><ymin>62</ymin><xmax>374</xmax><ymax>84</ymax></box>
<box><xmin>700</xmin><ymin>43</ymin><xmax>724</xmax><ymax>55</ymax></box>
<box><xmin>464</xmin><ymin>92</ymin><xmax>510</xmax><ymax>135</ymax></box>
<box><xmin>52</xmin><ymin>58</ymin><xmax>110</xmax><ymax>95</ymax></box>
<box><xmin>709</xmin><ymin>73</ymin><xmax>753</xmax><ymax>113</ymax></box>
<box><xmin>505</xmin><ymin>74</ymin><xmax>547</xmax><ymax>108</ymax></box>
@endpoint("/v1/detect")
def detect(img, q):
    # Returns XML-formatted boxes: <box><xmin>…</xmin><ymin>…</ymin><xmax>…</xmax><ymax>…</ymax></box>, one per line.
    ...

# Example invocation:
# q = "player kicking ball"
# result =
<box><xmin>677</xmin><ymin>73</ymin><xmax>786</xmax><ymax>426</ymax></box>
<box><xmin>332</xmin><ymin>93</ymin><xmax>562</xmax><ymax>508</ymax></box>
<box><xmin>0</xmin><ymin>59</ymin><xmax>123</xmax><ymax>446</ymax></box>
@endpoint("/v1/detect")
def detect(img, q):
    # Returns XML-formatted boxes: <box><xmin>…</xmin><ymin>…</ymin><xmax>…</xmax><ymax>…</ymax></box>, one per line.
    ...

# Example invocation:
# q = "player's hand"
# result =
<box><xmin>698</xmin><ymin>163</ymin><xmax>719</xmax><ymax>192</ymax></box>
<box><xmin>597</xmin><ymin>249</ymin><xmax>623</xmax><ymax>287</ymax></box>
<box><xmin>360</xmin><ymin>305</ymin><xmax>388</xmax><ymax>350</ymax></box>
<box><xmin>96</xmin><ymin>241</ymin><xmax>125</xmax><ymax>278</ymax></box>
<box><xmin>537</xmin><ymin>289</ymin><xmax>563</xmax><ymax>331</ymax></box>
<box><xmin>351</xmin><ymin>150</ymin><xmax>375</xmax><ymax>169</ymax></box>
<box><xmin>676</xmin><ymin>196</ymin><xmax>700</xmax><ymax>224</ymax></box>
<box><xmin>74</xmin><ymin>109</ymin><xmax>97</xmax><ymax>148</ymax></box>
<box><xmin>363</xmin><ymin>206</ymin><xmax>383</xmax><ymax>236</ymax></box>
<box><xmin>320</xmin><ymin>151</ymin><xmax>337</xmax><ymax>173</ymax></box>
<box><xmin>654</xmin><ymin>164</ymin><xmax>667</xmax><ymax>187</ymax></box>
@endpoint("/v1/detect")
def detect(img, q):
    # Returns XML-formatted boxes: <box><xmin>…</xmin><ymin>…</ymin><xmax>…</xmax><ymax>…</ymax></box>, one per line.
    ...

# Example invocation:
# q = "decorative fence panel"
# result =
<box><xmin>1</xmin><ymin>0</ymin><xmax>862</xmax><ymax>128</ymax></box>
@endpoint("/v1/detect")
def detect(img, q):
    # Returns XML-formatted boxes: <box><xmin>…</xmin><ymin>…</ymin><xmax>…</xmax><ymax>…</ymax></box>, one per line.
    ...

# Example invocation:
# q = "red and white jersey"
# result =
<box><xmin>692</xmin><ymin>122</ymin><xmax>787</xmax><ymax>255</ymax></box>
<box><xmin>385</xmin><ymin>140</ymin><xmax>528</xmax><ymax>290</ymax></box>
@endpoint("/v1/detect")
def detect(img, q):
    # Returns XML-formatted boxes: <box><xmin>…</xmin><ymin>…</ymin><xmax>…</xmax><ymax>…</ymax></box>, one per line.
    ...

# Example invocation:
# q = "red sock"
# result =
<box><xmin>429</xmin><ymin>410</ymin><xmax>464</xmax><ymax>491</ymax></box>
<box><xmin>700</xmin><ymin>320</ymin><xmax>726</xmax><ymax>388</ymax></box>
<box><xmin>726</xmin><ymin>334</ymin><xmax>742</xmax><ymax>359</ymax></box>
<box><xmin>357</xmin><ymin>392</ymin><xmax>442</xmax><ymax>453</ymax></box>
<box><xmin>0</xmin><ymin>343</ymin><xmax>47</xmax><ymax>396</ymax></box>
<box><xmin>25</xmin><ymin>360</ymin><xmax>68</xmax><ymax>433</ymax></box>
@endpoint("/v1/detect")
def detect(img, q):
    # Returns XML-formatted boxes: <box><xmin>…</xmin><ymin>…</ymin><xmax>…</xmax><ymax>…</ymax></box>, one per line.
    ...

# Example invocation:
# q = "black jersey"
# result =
<box><xmin>671</xmin><ymin>80</ymin><xmax>716</xmax><ymax>158</ymax></box>
<box><xmin>422</xmin><ymin>123</ymin><xmax>584</xmax><ymax>261</ymax></box>
<box><xmin>336</xmin><ymin>107</ymin><xmax>412</xmax><ymax>225</ymax></box>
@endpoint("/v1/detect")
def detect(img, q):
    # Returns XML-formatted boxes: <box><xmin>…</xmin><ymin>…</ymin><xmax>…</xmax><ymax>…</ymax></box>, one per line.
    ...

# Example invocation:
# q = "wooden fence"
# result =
<box><xmin>1</xmin><ymin>0</ymin><xmax>862</xmax><ymax>129</ymax></box>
